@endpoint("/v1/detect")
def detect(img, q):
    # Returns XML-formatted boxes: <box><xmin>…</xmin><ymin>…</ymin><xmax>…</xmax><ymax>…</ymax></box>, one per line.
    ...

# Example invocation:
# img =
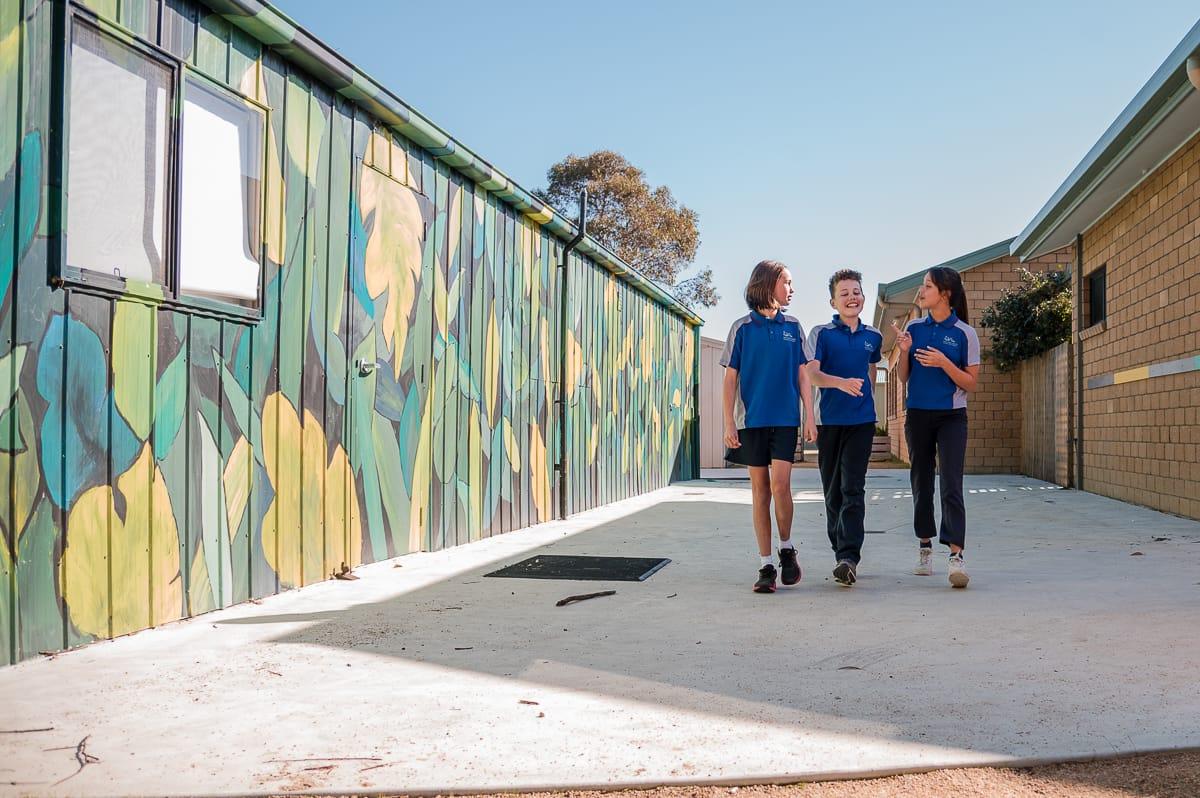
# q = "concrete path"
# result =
<box><xmin>3</xmin><ymin>470</ymin><xmax>1200</xmax><ymax>796</ymax></box>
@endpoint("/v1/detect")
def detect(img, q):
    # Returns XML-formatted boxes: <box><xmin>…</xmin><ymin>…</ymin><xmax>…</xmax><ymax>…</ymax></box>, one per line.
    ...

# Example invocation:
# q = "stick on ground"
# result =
<box><xmin>556</xmin><ymin>590</ymin><xmax>616</xmax><ymax>607</ymax></box>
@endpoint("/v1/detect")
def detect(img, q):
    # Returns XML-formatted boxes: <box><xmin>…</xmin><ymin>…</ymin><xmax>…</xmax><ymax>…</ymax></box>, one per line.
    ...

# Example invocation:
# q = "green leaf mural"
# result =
<box><xmin>198</xmin><ymin>412</ymin><xmax>233</xmax><ymax>609</ymax></box>
<box><xmin>112</xmin><ymin>301</ymin><xmax>156</xmax><ymax>440</ymax></box>
<box><xmin>153</xmin><ymin>350</ymin><xmax>187</xmax><ymax>460</ymax></box>
<box><xmin>2</xmin><ymin>0</ymin><xmax>699</xmax><ymax>661</ymax></box>
<box><xmin>360</xmin><ymin>165</ymin><xmax>423</xmax><ymax>380</ymax></box>
<box><xmin>18</xmin><ymin>499</ymin><xmax>61</xmax><ymax>656</ymax></box>
<box><xmin>0</xmin><ymin>132</ymin><xmax>42</xmax><ymax>302</ymax></box>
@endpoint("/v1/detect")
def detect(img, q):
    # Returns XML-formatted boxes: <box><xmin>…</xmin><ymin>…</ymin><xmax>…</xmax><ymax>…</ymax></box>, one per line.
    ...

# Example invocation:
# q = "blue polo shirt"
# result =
<box><xmin>720</xmin><ymin>311</ymin><xmax>810</xmax><ymax>429</ymax></box>
<box><xmin>904</xmin><ymin>312</ymin><xmax>981</xmax><ymax>410</ymax></box>
<box><xmin>807</xmin><ymin>315</ymin><xmax>883</xmax><ymax>426</ymax></box>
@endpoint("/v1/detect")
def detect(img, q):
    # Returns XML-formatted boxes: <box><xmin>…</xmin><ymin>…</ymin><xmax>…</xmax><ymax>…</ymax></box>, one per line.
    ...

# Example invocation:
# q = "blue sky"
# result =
<box><xmin>277</xmin><ymin>0</ymin><xmax>1198</xmax><ymax>339</ymax></box>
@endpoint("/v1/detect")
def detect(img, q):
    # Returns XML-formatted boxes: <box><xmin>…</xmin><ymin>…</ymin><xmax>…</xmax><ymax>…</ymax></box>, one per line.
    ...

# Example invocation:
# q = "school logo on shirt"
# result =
<box><xmin>782</xmin><ymin>330</ymin><xmax>797</xmax><ymax>342</ymax></box>
<box><xmin>942</xmin><ymin>335</ymin><xmax>959</xmax><ymax>347</ymax></box>
<box><xmin>864</xmin><ymin>341</ymin><xmax>875</xmax><ymax>352</ymax></box>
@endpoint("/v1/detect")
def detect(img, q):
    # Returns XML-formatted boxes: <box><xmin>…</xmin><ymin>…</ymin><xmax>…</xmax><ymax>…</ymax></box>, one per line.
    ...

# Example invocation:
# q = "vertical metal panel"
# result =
<box><xmin>220</xmin><ymin>322</ymin><xmax>251</xmax><ymax>604</ymax></box>
<box><xmin>194</xmin><ymin>8</ymin><xmax>228</xmax><ymax>83</ymax></box>
<box><xmin>453</xmin><ymin>178</ymin><xmax>472</xmax><ymax>544</ymax></box>
<box><xmin>483</xmin><ymin>194</ymin><xmax>500</xmax><ymax>537</ymax></box>
<box><xmin>227</xmin><ymin>27</ymin><xmax>257</xmax><ymax>98</ymax></box>
<box><xmin>120</xmin><ymin>0</ymin><xmax>159</xmax><ymax>42</ymax></box>
<box><xmin>299</xmin><ymin>85</ymin><xmax>330</xmax><ymax>586</ymax></box>
<box><xmin>466</xmin><ymin>187</ymin><xmax>485</xmax><ymax>542</ymax></box>
<box><xmin>159</xmin><ymin>0</ymin><xmax>195</xmax><ymax>62</ymax></box>
<box><xmin>514</xmin><ymin>218</ymin><xmax>529</xmax><ymax>531</ymax></box>
<box><xmin>325</xmin><ymin>97</ymin><xmax>352</xmax><ymax>570</ymax></box>
<box><xmin>497</xmin><ymin>205</ymin><xmax>512</xmax><ymax>535</ymax></box>
<box><xmin>0</xmin><ymin>0</ymin><xmax>22</xmax><ymax>665</ymax></box>
<box><xmin>251</xmin><ymin>48</ymin><xmax>286</xmax><ymax>599</ymax></box>
<box><xmin>186</xmin><ymin>313</ymin><xmax>219</xmax><ymax>611</ymax></box>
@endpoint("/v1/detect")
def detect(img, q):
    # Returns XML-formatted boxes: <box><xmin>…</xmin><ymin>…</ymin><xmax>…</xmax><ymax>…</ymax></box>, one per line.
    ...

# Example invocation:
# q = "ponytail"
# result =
<box><xmin>927</xmin><ymin>267</ymin><xmax>969</xmax><ymax>323</ymax></box>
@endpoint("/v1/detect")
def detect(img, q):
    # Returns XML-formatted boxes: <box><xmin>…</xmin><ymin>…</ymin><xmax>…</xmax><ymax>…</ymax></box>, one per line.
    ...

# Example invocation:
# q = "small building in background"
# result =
<box><xmin>874</xmin><ymin>240</ymin><xmax>1074</xmax><ymax>473</ymax></box>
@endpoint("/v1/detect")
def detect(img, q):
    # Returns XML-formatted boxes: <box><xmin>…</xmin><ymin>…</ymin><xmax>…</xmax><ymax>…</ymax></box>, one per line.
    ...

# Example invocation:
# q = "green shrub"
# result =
<box><xmin>979</xmin><ymin>268</ymin><xmax>1072</xmax><ymax>372</ymax></box>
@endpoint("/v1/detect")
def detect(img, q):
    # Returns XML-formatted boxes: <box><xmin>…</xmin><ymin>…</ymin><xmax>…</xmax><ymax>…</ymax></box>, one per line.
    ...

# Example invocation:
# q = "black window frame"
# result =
<box><xmin>1086</xmin><ymin>264</ymin><xmax>1107</xmax><ymax>328</ymax></box>
<box><xmin>51</xmin><ymin>2</ymin><xmax>270</xmax><ymax>322</ymax></box>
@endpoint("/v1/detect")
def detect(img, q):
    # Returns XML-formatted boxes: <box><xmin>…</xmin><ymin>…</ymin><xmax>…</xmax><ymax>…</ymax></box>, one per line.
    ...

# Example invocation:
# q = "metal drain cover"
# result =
<box><xmin>485</xmin><ymin>555</ymin><xmax>671</xmax><ymax>582</ymax></box>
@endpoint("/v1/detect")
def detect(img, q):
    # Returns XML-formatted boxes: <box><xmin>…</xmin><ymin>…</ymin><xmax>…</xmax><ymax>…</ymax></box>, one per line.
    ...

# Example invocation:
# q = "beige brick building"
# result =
<box><xmin>1010</xmin><ymin>19</ymin><xmax>1200</xmax><ymax>520</ymax></box>
<box><xmin>873</xmin><ymin>242</ymin><xmax>1074</xmax><ymax>473</ymax></box>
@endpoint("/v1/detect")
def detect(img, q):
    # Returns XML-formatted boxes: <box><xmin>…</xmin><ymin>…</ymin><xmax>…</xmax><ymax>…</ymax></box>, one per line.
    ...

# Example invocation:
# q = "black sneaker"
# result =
<box><xmin>753</xmin><ymin>564</ymin><xmax>777</xmax><ymax>593</ymax></box>
<box><xmin>833</xmin><ymin>559</ymin><xmax>857</xmax><ymax>586</ymax></box>
<box><xmin>778</xmin><ymin>547</ymin><xmax>801</xmax><ymax>586</ymax></box>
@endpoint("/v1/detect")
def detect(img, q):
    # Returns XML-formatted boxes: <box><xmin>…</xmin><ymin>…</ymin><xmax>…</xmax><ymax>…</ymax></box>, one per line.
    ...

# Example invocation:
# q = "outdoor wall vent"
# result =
<box><xmin>1187</xmin><ymin>55</ymin><xmax>1200</xmax><ymax>91</ymax></box>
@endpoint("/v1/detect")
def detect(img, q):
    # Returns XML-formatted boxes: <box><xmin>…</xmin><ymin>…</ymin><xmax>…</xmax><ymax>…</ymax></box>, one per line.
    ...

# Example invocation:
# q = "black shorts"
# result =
<box><xmin>725</xmin><ymin>426</ymin><xmax>798</xmax><ymax>467</ymax></box>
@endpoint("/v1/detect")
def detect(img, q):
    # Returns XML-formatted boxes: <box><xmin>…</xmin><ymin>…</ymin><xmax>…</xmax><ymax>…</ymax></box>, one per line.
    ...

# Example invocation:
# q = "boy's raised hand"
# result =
<box><xmin>891</xmin><ymin>320</ymin><xmax>913</xmax><ymax>353</ymax></box>
<box><xmin>838</xmin><ymin>377</ymin><xmax>864</xmax><ymax>397</ymax></box>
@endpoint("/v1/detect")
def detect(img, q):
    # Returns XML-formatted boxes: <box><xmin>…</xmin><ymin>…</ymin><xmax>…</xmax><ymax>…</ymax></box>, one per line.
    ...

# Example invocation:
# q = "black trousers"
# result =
<box><xmin>817</xmin><ymin>422</ymin><xmax>875</xmax><ymax>564</ymax></box>
<box><xmin>904</xmin><ymin>408</ymin><xmax>968</xmax><ymax>549</ymax></box>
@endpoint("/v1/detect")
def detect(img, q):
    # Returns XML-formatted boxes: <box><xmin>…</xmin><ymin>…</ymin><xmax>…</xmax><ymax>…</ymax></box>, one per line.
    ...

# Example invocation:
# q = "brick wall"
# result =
<box><xmin>883</xmin><ymin>246</ymin><xmax>1074</xmax><ymax>473</ymax></box>
<box><xmin>1077</xmin><ymin>128</ymin><xmax>1200</xmax><ymax>520</ymax></box>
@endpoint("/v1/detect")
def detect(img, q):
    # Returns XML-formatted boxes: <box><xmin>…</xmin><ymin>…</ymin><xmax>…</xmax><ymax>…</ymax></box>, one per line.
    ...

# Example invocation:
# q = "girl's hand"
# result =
<box><xmin>803</xmin><ymin>419</ymin><xmax>817</xmax><ymax>443</ymax></box>
<box><xmin>838</xmin><ymin>377</ymin><xmax>864</xmax><ymax>397</ymax></box>
<box><xmin>724</xmin><ymin>425</ymin><xmax>741</xmax><ymax>449</ymax></box>
<box><xmin>892</xmin><ymin>320</ymin><xmax>912</xmax><ymax>353</ymax></box>
<box><xmin>914</xmin><ymin>346</ymin><xmax>951</xmax><ymax>370</ymax></box>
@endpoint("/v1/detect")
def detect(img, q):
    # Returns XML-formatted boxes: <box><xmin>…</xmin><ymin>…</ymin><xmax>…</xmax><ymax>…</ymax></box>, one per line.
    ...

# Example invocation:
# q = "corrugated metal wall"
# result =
<box><xmin>0</xmin><ymin>0</ymin><xmax>699</xmax><ymax>664</ymax></box>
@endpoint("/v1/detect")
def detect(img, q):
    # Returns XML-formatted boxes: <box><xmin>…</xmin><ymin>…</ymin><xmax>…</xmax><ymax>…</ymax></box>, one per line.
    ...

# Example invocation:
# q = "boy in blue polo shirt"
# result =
<box><xmin>805</xmin><ymin>269</ymin><xmax>884</xmax><ymax>586</ymax></box>
<box><xmin>721</xmin><ymin>260</ymin><xmax>817</xmax><ymax>594</ymax></box>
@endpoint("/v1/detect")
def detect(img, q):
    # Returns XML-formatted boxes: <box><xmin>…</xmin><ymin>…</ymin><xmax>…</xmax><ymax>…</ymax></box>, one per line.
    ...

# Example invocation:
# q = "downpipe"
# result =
<box><xmin>556</xmin><ymin>191</ymin><xmax>587</xmax><ymax>520</ymax></box>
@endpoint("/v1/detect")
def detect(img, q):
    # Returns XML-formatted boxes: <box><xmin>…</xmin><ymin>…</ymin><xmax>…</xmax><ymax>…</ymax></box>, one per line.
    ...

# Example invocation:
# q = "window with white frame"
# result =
<box><xmin>178</xmin><ymin>78</ymin><xmax>264</xmax><ymax>307</ymax></box>
<box><xmin>62</xmin><ymin>10</ymin><xmax>266</xmax><ymax>313</ymax></box>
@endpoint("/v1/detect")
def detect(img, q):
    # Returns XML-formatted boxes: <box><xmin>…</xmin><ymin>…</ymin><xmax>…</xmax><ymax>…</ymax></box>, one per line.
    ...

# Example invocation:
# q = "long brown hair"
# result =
<box><xmin>927</xmin><ymin>267</ymin><xmax>969</xmax><ymax>323</ymax></box>
<box><xmin>744</xmin><ymin>260</ymin><xmax>786</xmax><ymax>311</ymax></box>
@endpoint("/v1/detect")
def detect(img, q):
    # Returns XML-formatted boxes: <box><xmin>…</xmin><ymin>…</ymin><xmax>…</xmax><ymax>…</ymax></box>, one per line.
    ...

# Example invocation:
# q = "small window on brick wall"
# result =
<box><xmin>1086</xmin><ymin>265</ymin><xmax>1107</xmax><ymax>327</ymax></box>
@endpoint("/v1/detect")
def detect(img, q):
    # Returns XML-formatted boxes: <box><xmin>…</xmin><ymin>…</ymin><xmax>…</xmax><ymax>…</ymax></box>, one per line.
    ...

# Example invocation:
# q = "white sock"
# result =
<box><xmin>779</xmin><ymin>540</ymin><xmax>795</xmax><ymax>551</ymax></box>
<box><xmin>760</xmin><ymin>555</ymin><xmax>775</xmax><ymax>568</ymax></box>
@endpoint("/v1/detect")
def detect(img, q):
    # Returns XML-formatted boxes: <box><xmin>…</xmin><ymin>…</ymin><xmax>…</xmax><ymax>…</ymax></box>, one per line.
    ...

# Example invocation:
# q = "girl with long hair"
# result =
<box><xmin>892</xmin><ymin>267</ymin><xmax>980</xmax><ymax>587</ymax></box>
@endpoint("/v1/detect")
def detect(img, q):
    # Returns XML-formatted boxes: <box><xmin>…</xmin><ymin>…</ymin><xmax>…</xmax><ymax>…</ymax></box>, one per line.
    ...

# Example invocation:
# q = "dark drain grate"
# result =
<box><xmin>485</xmin><ymin>555</ymin><xmax>671</xmax><ymax>582</ymax></box>
<box><xmin>864</xmin><ymin>530</ymin><xmax>887</xmax><ymax>534</ymax></box>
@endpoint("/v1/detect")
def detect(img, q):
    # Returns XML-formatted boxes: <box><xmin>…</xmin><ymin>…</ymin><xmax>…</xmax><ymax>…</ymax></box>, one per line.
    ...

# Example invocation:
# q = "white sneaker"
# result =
<box><xmin>948</xmin><ymin>553</ymin><xmax>969</xmax><ymax>588</ymax></box>
<box><xmin>913</xmin><ymin>548</ymin><xmax>933</xmax><ymax>576</ymax></box>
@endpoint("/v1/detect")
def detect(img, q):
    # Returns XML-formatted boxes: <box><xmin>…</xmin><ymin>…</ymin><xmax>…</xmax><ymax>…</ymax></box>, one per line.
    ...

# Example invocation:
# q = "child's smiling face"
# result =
<box><xmin>831</xmin><ymin>278</ymin><xmax>864</xmax><ymax>319</ymax></box>
<box><xmin>772</xmin><ymin>269</ymin><xmax>794</xmax><ymax>309</ymax></box>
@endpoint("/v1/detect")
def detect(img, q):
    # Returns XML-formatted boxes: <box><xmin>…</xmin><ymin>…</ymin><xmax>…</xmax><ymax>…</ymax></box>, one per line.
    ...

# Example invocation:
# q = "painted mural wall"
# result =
<box><xmin>0</xmin><ymin>0</ymin><xmax>699</xmax><ymax>664</ymax></box>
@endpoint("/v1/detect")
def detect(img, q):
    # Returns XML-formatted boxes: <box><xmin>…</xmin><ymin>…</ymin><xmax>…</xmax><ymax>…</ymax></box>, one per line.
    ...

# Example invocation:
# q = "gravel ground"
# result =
<box><xmin>403</xmin><ymin>749</ymin><xmax>1200</xmax><ymax>798</ymax></box>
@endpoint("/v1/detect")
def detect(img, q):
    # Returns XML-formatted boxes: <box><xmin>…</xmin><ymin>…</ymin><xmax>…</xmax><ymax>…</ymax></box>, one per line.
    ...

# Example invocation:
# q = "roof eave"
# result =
<box><xmin>200</xmin><ymin>0</ymin><xmax>704</xmax><ymax>326</ymax></box>
<box><xmin>1011</xmin><ymin>18</ymin><xmax>1200</xmax><ymax>260</ymax></box>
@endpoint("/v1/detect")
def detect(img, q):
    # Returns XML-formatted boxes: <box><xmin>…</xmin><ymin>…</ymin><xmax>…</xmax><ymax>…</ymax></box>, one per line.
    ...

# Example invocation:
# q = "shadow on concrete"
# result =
<box><xmin>216</xmin><ymin>491</ymin><xmax>1200</xmax><ymax>772</ymax></box>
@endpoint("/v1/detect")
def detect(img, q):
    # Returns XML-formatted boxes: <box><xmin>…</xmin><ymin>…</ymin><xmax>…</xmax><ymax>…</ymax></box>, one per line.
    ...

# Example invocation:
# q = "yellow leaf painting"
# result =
<box><xmin>61</xmin><ymin>444</ymin><xmax>182</xmax><ymax>638</ymax></box>
<box><xmin>502</xmin><ymin>417</ymin><xmax>521</xmax><ymax>474</ymax></box>
<box><xmin>223</xmin><ymin>436</ymin><xmax>253</xmax><ymax>535</ymax></box>
<box><xmin>261</xmin><ymin>392</ymin><xmax>361</xmax><ymax>587</ymax></box>
<box><xmin>360</xmin><ymin>165</ymin><xmax>424</xmax><ymax>379</ymax></box>
<box><xmin>530</xmin><ymin>424</ymin><xmax>550</xmax><ymax>523</ymax></box>
<box><xmin>485</xmin><ymin>307</ymin><xmax>500</xmax><ymax>425</ymax></box>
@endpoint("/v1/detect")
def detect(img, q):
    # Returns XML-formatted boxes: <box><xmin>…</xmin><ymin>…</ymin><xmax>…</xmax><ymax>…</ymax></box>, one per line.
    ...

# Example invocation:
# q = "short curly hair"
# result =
<box><xmin>828</xmin><ymin>268</ymin><xmax>863</xmax><ymax>297</ymax></box>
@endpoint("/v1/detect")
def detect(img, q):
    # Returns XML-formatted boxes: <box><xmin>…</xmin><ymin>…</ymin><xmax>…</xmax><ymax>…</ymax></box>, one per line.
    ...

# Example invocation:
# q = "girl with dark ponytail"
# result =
<box><xmin>892</xmin><ymin>268</ymin><xmax>981</xmax><ymax>587</ymax></box>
